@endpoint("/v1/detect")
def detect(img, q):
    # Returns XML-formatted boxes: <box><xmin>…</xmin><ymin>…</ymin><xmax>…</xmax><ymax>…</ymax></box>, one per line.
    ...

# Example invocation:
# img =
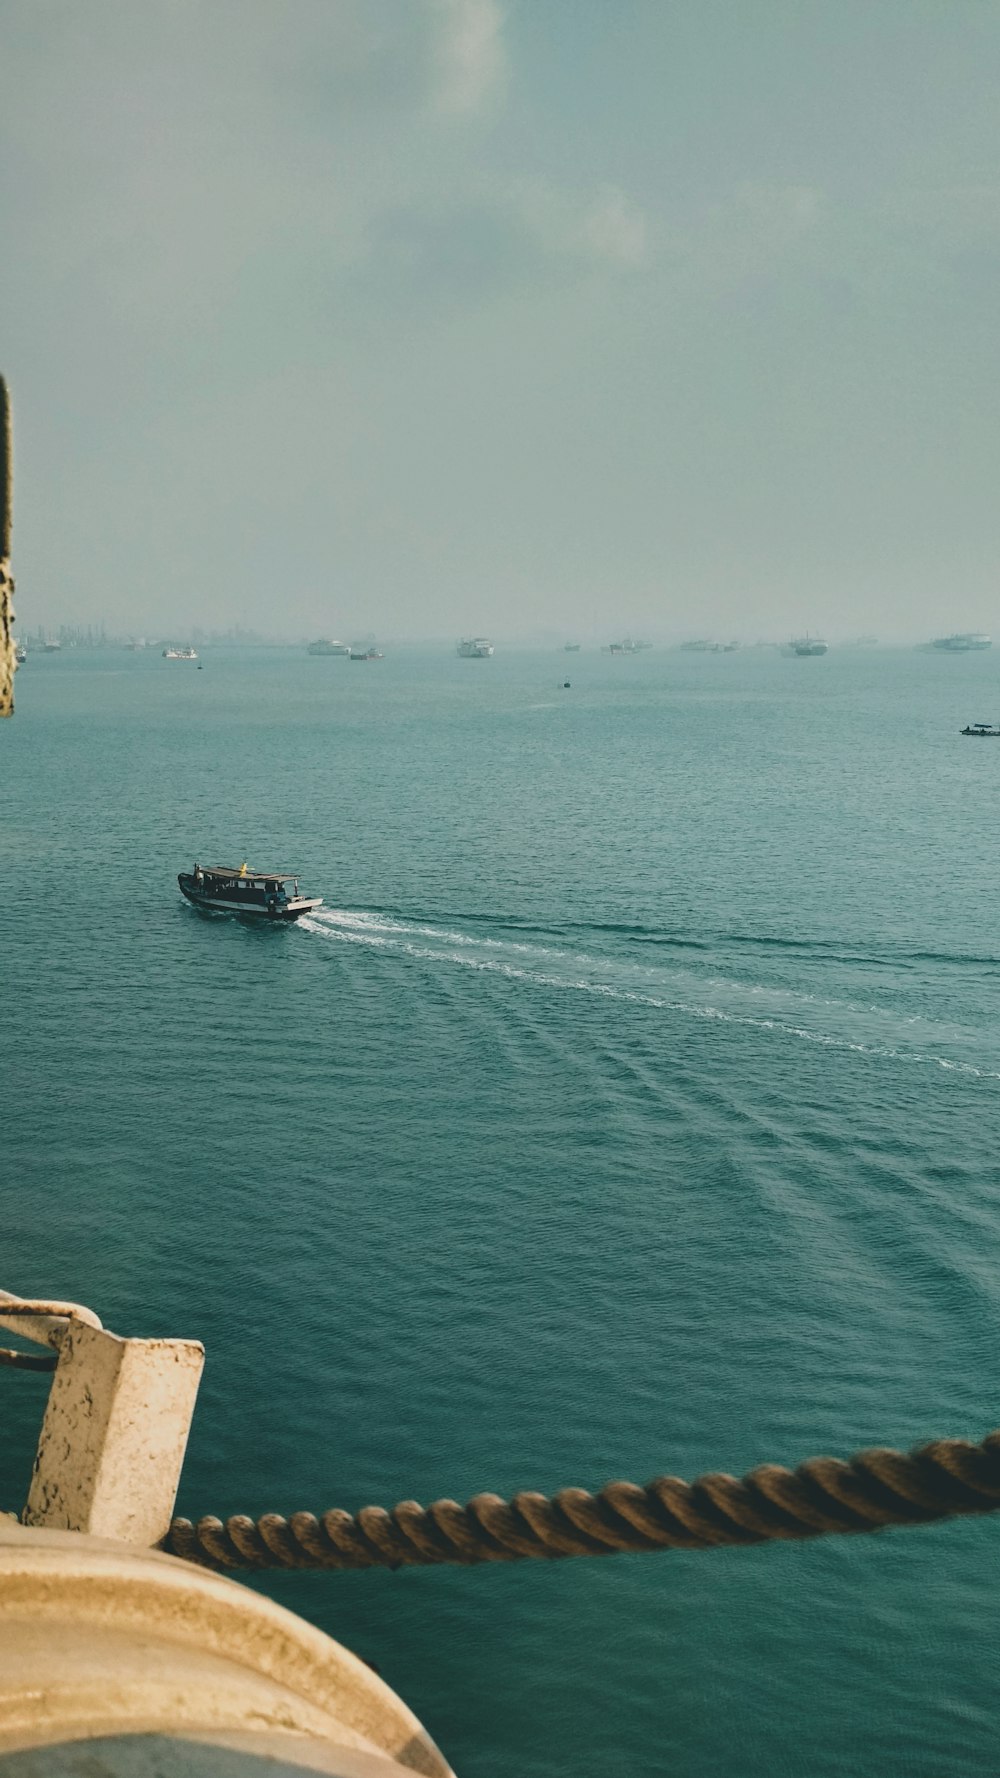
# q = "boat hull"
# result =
<box><xmin>178</xmin><ymin>876</ymin><xmax>322</xmax><ymax>921</ymax></box>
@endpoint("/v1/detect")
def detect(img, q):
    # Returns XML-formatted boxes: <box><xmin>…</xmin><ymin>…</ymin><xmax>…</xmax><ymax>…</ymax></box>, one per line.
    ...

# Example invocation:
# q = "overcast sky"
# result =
<box><xmin>3</xmin><ymin>0</ymin><xmax>1000</xmax><ymax>641</ymax></box>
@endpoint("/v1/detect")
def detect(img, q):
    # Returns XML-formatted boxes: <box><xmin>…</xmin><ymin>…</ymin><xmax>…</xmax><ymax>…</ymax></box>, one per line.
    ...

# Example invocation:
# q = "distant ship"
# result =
<box><xmin>564</xmin><ymin>643</ymin><xmax>581</xmax><ymax>652</ymax></box>
<box><xmin>307</xmin><ymin>639</ymin><xmax>350</xmax><ymax>656</ymax></box>
<box><xmin>13</xmin><ymin>640</ymin><xmax>26</xmax><ymax>663</ymax></box>
<box><xmin>960</xmin><ymin>722</ymin><xmax>1000</xmax><ymax>735</ymax></box>
<box><xmin>681</xmin><ymin>640</ymin><xmax>741</xmax><ymax>653</ymax></box>
<box><xmin>41</xmin><ymin>640</ymin><xmax>61</xmax><ymax>652</ymax></box>
<box><xmin>789</xmin><ymin>636</ymin><xmax>828</xmax><ymax>656</ymax></box>
<box><xmin>458</xmin><ymin>638</ymin><xmax>494</xmax><ymax>657</ymax></box>
<box><xmin>350</xmin><ymin>647</ymin><xmax>383</xmax><ymax>661</ymax></box>
<box><xmin>163</xmin><ymin>647</ymin><xmax>198</xmax><ymax>660</ymax></box>
<box><xmin>932</xmin><ymin>633</ymin><xmax>991</xmax><ymax>652</ymax></box>
<box><xmin>603</xmin><ymin>637</ymin><xmax>652</xmax><ymax>655</ymax></box>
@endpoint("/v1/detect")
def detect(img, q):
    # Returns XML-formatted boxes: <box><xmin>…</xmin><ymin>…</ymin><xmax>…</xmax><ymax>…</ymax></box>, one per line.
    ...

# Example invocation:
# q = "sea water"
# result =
<box><xmin>3</xmin><ymin>643</ymin><xmax>999</xmax><ymax>1776</ymax></box>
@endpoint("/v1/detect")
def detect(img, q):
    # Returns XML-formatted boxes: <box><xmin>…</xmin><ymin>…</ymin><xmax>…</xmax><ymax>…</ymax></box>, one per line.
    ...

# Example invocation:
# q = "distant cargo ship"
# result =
<box><xmin>932</xmin><ymin>633</ymin><xmax>991</xmax><ymax>652</ymax></box>
<box><xmin>603</xmin><ymin>637</ymin><xmax>652</xmax><ymax>654</ymax></box>
<box><xmin>788</xmin><ymin>636</ymin><xmax>828</xmax><ymax>656</ymax></box>
<box><xmin>307</xmin><ymin>639</ymin><xmax>350</xmax><ymax>655</ymax></box>
<box><xmin>680</xmin><ymin>639</ymin><xmax>740</xmax><ymax>653</ymax></box>
<box><xmin>458</xmin><ymin>638</ymin><xmax>494</xmax><ymax>657</ymax></box>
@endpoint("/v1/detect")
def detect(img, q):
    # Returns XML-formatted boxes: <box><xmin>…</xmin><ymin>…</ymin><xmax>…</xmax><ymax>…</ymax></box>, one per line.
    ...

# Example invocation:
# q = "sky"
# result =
<box><xmin>2</xmin><ymin>0</ymin><xmax>1000</xmax><ymax>642</ymax></box>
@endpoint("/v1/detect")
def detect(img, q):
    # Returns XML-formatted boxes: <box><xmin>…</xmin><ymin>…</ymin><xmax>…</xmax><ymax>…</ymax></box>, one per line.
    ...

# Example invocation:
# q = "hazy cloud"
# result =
<box><xmin>352</xmin><ymin>178</ymin><xmax>649</xmax><ymax>305</ymax></box>
<box><xmin>578</xmin><ymin>185</ymin><xmax>648</xmax><ymax>267</ymax></box>
<box><xmin>884</xmin><ymin>182</ymin><xmax>1000</xmax><ymax>237</ymax></box>
<box><xmin>431</xmin><ymin>0</ymin><xmax>506</xmax><ymax>114</ymax></box>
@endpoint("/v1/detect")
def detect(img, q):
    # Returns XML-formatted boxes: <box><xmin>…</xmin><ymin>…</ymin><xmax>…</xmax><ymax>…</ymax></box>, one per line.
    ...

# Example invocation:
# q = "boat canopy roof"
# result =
<box><xmin>201</xmin><ymin>864</ymin><xmax>299</xmax><ymax>881</ymax></box>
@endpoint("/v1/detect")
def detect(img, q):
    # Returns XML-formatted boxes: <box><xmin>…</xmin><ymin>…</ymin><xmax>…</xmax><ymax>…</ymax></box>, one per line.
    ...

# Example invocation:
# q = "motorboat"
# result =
<box><xmin>457</xmin><ymin>638</ymin><xmax>494</xmax><ymax>657</ymax></box>
<box><xmin>178</xmin><ymin>864</ymin><xmax>323</xmax><ymax>921</ymax></box>
<box><xmin>163</xmin><ymin>647</ymin><xmax>198</xmax><ymax>660</ymax></box>
<box><xmin>960</xmin><ymin>722</ymin><xmax>1000</xmax><ymax>736</ymax></box>
<box><xmin>307</xmin><ymin>639</ymin><xmax>350</xmax><ymax>655</ymax></box>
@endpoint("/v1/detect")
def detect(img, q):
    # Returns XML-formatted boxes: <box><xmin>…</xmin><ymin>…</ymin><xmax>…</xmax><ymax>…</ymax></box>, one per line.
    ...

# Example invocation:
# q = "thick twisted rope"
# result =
<box><xmin>165</xmin><ymin>1426</ymin><xmax>1000</xmax><ymax>1572</ymax></box>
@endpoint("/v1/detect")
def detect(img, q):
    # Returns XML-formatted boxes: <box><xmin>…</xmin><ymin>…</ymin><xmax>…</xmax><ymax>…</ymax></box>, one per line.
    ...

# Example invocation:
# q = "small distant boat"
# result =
<box><xmin>13</xmin><ymin>641</ymin><xmax>26</xmax><ymax>663</ymax></box>
<box><xmin>41</xmin><ymin>640</ymin><xmax>61</xmax><ymax>652</ymax></box>
<box><xmin>789</xmin><ymin>636</ymin><xmax>828</xmax><ymax>656</ymax></box>
<box><xmin>933</xmin><ymin>633</ymin><xmax>992</xmax><ymax>652</ymax></box>
<box><xmin>307</xmin><ymin>639</ymin><xmax>350</xmax><ymax>656</ymax></box>
<box><xmin>350</xmin><ymin>647</ymin><xmax>383</xmax><ymax>660</ymax></box>
<box><xmin>178</xmin><ymin>863</ymin><xmax>323</xmax><ymax>921</ymax></box>
<box><xmin>458</xmin><ymin>638</ymin><xmax>494</xmax><ymax>657</ymax></box>
<box><xmin>163</xmin><ymin>646</ymin><xmax>198</xmax><ymax>660</ymax></box>
<box><xmin>960</xmin><ymin>722</ymin><xmax>1000</xmax><ymax>736</ymax></box>
<box><xmin>564</xmin><ymin>643</ymin><xmax>581</xmax><ymax>652</ymax></box>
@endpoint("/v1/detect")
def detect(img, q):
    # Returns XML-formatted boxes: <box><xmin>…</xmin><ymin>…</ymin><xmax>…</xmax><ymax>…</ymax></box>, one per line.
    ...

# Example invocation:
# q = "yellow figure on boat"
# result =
<box><xmin>239</xmin><ymin>862</ymin><xmax>248</xmax><ymax>876</ymax></box>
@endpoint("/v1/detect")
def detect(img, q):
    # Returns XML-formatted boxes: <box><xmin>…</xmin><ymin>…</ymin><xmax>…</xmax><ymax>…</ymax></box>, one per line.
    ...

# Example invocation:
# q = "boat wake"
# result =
<box><xmin>298</xmin><ymin>909</ymin><xmax>1000</xmax><ymax>1081</ymax></box>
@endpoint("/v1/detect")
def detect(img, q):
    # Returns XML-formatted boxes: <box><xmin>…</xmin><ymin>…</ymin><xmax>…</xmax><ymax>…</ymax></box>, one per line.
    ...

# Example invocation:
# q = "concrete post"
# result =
<box><xmin>21</xmin><ymin>1319</ymin><xmax>205</xmax><ymax>1546</ymax></box>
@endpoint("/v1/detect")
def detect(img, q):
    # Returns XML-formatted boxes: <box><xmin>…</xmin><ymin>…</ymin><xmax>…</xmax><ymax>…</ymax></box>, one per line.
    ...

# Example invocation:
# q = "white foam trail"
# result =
<box><xmin>297</xmin><ymin>911</ymin><xmax>999</xmax><ymax>1081</ymax></box>
<box><xmin>306</xmin><ymin>911</ymin><xmax>944</xmax><ymax>1023</ymax></box>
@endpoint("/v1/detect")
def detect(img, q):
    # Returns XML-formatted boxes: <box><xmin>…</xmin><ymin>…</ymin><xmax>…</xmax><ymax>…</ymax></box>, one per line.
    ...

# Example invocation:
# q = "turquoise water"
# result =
<box><xmin>4</xmin><ymin>644</ymin><xmax>1000</xmax><ymax>1775</ymax></box>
